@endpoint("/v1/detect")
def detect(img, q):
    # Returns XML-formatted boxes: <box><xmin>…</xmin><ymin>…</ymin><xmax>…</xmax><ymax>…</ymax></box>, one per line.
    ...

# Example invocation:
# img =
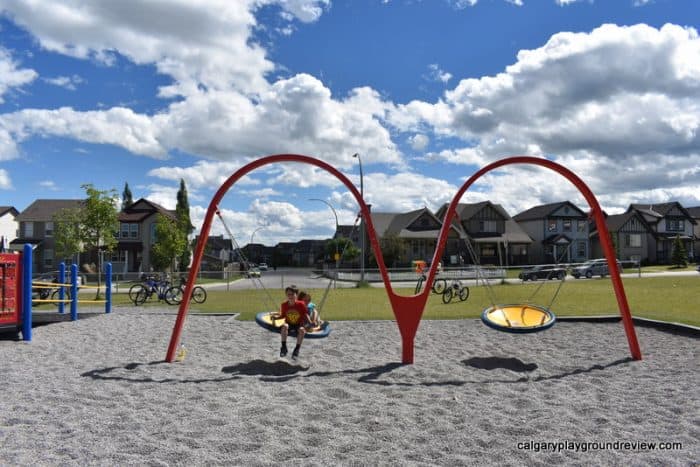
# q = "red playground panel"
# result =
<box><xmin>0</xmin><ymin>253</ymin><xmax>22</xmax><ymax>335</ymax></box>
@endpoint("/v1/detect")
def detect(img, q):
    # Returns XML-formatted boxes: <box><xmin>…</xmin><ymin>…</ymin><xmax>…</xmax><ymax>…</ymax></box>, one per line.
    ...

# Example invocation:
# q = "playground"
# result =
<box><xmin>0</xmin><ymin>308</ymin><xmax>696</xmax><ymax>465</ymax></box>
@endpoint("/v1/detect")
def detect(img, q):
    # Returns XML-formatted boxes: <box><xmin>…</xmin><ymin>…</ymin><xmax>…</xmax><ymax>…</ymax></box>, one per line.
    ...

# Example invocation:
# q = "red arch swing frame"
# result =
<box><xmin>166</xmin><ymin>154</ymin><xmax>642</xmax><ymax>364</ymax></box>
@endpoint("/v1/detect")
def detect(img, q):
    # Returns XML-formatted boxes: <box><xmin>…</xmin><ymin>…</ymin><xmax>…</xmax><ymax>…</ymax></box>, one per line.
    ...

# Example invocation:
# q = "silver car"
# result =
<box><xmin>572</xmin><ymin>259</ymin><xmax>622</xmax><ymax>279</ymax></box>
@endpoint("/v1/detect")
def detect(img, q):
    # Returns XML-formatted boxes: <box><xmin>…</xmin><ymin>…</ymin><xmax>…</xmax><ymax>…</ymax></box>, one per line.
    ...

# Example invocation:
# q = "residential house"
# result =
<box><xmin>291</xmin><ymin>240</ymin><xmax>327</xmax><ymax>267</ymax></box>
<box><xmin>366</xmin><ymin>208</ymin><xmax>462</xmax><ymax>267</ymax></box>
<box><xmin>687</xmin><ymin>206</ymin><xmax>700</xmax><ymax>261</ymax></box>
<box><xmin>589</xmin><ymin>210</ymin><xmax>655</xmax><ymax>264</ymax></box>
<box><xmin>627</xmin><ymin>202</ymin><xmax>696</xmax><ymax>263</ymax></box>
<box><xmin>242</xmin><ymin>242</ymin><xmax>275</xmax><ymax>266</ymax></box>
<box><xmin>114</xmin><ymin>198</ymin><xmax>177</xmax><ymax>273</ymax></box>
<box><xmin>271</xmin><ymin>242</ymin><xmax>295</xmax><ymax>267</ymax></box>
<box><xmin>436</xmin><ymin>202</ymin><xmax>533</xmax><ymax>266</ymax></box>
<box><xmin>192</xmin><ymin>234</ymin><xmax>234</xmax><ymax>270</ymax></box>
<box><xmin>513</xmin><ymin>201</ymin><xmax>590</xmax><ymax>264</ymax></box>
<box><xmin>0</xmin><ymin>206</ymin><xmax>19</xmax><ymax>250</ymax></box>
<box><xmin>13</xmin><ymin>199</ymin><xmax>85</xmax><ymax>273</ymax></box>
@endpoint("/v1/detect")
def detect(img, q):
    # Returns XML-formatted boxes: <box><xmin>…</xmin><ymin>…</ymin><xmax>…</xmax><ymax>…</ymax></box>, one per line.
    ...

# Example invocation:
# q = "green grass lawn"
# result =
<box><xmin>112</xmin><ymin>275</ymin><xmax>700</xmax><ymax>327</ymax></box>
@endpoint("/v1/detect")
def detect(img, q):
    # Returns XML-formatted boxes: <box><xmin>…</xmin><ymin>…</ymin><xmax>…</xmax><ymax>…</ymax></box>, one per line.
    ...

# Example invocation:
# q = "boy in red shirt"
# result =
<box><xmin>270</xmin><ymin>285</ymin><xmax>309</xmax><ymax>359</ymax></box>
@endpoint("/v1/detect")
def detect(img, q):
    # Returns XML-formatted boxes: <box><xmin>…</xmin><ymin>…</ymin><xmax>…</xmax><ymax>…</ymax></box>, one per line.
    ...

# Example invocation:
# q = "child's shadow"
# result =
<box><xmin>221</xmin><ymin>359</ymin><xmax>310</xmax><ymax>379</ymax></box>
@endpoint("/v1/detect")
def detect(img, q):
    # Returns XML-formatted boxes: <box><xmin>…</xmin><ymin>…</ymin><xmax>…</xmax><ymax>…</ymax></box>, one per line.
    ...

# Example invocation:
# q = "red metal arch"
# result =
<box><xmin>166</xmin><ymin>154</ymin><xmax>642</xmax><ymax>363</ymax></box>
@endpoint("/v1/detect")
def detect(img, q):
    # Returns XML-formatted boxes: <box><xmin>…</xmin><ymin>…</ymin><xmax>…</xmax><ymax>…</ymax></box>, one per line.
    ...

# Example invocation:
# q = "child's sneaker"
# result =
<box><xmin>280</xmin><ymin>344</ymin><xmax>288</xmax><ymax>357</ymax></box>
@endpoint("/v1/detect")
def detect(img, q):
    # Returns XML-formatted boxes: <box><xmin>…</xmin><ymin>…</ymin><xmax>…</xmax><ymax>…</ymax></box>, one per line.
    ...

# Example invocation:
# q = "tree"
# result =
<box><xmin>122</xmin><ymin>182</ymin><xmax>134</xmax><ymax>210</ymax></box>
<box><xmin>326</xmin><ymin>237</ymin><xmax>360</xmax><ymax>263</ymax></box>
<box><xmin>175</xmin><ymin>178</ymin><xmax>194</xmax><ymax>271</ymax></box>
<box><xmin>52</xmin><ymin>185</ymin><xmax>119</xmax><ymax>298</ymax></box>
<box><xmin>82</xmin><ymin>184</ymin><xmax>120</xmax><ymax>298</ymax></box>
<box><xmin>671</xmin><ymin>234</ymin><xmax>687</xmax><ymax>267</ymax></box>
<box><xmin>151</xmin><ymin>214</ymin><xmax>188</xmax><ymax>273</ymax></box>
<box><xmin>369</xmin><ymin>233</ymin><xmax>406</xmax><ymax>268</ymax></box>
<box><xmin>53</xmin><ymin>207</ymin><xmax>84</xmax><ymax>263</ymax></box>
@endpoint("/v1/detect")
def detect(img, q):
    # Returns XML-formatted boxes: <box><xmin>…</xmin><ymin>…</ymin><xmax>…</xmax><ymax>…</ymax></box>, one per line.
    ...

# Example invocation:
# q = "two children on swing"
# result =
<box><xmin>270</xmin><ymin>285</ymin><xmax>320</xmax><ymax>359</ymax></box>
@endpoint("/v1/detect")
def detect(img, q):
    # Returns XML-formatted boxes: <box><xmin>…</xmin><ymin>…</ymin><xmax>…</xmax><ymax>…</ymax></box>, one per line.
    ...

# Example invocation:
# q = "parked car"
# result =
<box><xmin>572</xmin><ymin>259</ymin><xmax>622</xmax><ymax>279</ymax></box>
<box><xmin>244</xmin><ymin>267</ymin><xmax>261</xmax><ymax>278</ymax></box>
<box><xmin>258</xmin><ymin>263</ymin><xmax>268</xmax><ymax>271</ymax></box>
<box><xmin>519</xmin><ymin>264</ymin><xmax>567</xmax><ymax>281</ymax></box>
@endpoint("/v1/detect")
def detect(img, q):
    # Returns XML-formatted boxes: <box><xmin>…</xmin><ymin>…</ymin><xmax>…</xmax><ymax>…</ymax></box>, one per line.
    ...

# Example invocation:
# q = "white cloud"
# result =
<box><xmin>425</xmin><ymin>64</ymin><xmax>452</xmax><ymax>84</ymax></box>
<box><xmin>0</xmin><ymin>0</ymin><xmax>272</xmax><ymax>96</ymax></box>
<box><xmin>0</xmin><ymin>47</ymin><xmax>37</xmax><ymax>103</ymax></box>
<box><xmin>275</xmin><ymin>0</ymin><xmax>330</xmax><ymax>23</ymax></box>
<box><xmin>391</xmin><ymin>23</ymin><xmax>700</xmax><ymax>202</ymax></box>
<box><xmin>1</xmin><ymin>106</ymin><xmax>166</xmax><ymax>158</ymax></box>
<box><xmin>38</xmin><ymin>180</ymin><xmax>58</xmax><ymax>190</ymax></box>
<box><xmin>42</xmin><ymin>74</ymin><xmax>84</xmax><ymax>91</ymax></box>
<box><xmin>0</xmin><ymin>168</ymin><xmax>12</xmax><ymax>189</ymax></box>
<box><xmin>409</xmin><ymin>134</ymin><xmax>430</xmax><ymax>151</ymax></box>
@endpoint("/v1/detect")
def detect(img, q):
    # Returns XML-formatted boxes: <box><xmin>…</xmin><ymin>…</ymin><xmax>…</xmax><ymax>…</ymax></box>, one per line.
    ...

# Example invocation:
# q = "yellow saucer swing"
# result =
<box><xmin>459</xmin><ymin>222</ymin><xmax>562</xmax><ymax>334</ymax></box>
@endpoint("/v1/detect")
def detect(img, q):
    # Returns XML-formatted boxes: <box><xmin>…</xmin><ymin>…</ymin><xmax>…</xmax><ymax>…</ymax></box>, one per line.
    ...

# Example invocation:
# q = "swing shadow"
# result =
<box><xmin>79</xmin><ymin>356</ymin><xmax>633</xmax><ymax>386</ymax></box>
<box><xmin>81</xmin><ymin>360</ymin><xmax>244</xmax><ymax>384</ymax></box>
<box><xmin>216</xmin><ymin>356</ymin><xmax>633</xmax><ymax>385</ymax></box>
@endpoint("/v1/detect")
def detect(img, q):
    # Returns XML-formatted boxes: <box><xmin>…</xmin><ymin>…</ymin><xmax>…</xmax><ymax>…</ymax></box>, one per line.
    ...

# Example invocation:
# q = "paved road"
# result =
<box><xmin>202</xmin><ymin>268</ymin><xmax>699</xmax><ymax>291</ymax></box>
<box><xmin>205</xmin><ymin>268</ymin><xmax>356</xmax><ymax>291</ymax></box>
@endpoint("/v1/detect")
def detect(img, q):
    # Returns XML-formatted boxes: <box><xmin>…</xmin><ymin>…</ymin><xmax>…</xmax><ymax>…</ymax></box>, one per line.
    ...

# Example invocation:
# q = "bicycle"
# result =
<box><xmin>130</xmin><ymin>274</ymin><xmax>178</xmax><ymax>306</ymax></box>
<box><xmin>414</xmin><ymin>273</ymin><xmax>447</xmax><ymax>295</ymax></box>
<box><xmin>441</xmin><ymin>279</ymin><xmax>470</xmax><ymax>304</ymax></box>
<box><xmin>167</xmin><ymin>277</ymin><xmax>207</xmax><ymax>305</ymax></box>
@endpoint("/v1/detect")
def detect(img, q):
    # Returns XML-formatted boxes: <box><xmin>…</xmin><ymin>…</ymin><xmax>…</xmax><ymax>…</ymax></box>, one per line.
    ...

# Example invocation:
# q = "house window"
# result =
<box><xmin>563</xmin><ymin>219</ymin><xmax>572</xmax><ymax>232</ymax></box>
<box><xmin>130</xmin><ymin>224</ymin><xmax>139</xmax><ymax>239</ymax></box>
<box><xmin>479</xmin><ymin>220</ymin><xmax>497</xmax><ymax>232</ymax></box>
<box><xmin>25</xmin><ymin>222</ymin><xmax>34</xmax><ymax>237</ymax></box>
<box><xmin>110</xmin><ymin>250</ymin><xmax>127</xmax><ymax>262</ymax></box>
<box><xmin>44</xmin><ymin>249</ymin><xmax>54</xmax><ymax>267</ymax></box>
<box><xmin>547</xmin><ymin>219</ymin><xmax>557</xmax><ymax>232</ymax></box>
<box><xmin>45</xmin><ymin>221</ymin><xmax>54</xmax><ymax>237</ymax></box>
<box><xmin>577</xmin><ymin>220</ymin><xmax>586</xmax><ymax>232</ymax></box>
<box><xmin>666</xmin><ymin>219</ymin><xmax>684</xmax><ymax>232</ymax></box>
<box><xmin>150</xmin><ymin>224</ymin><xmax>157</xmax><ymax>242</ymax></box>
<box><xmin>625</xmin><ymin>234</ymin><xmax>642</xmax><ymax>248</ymax></box>
<box><xmin>480</xmin><ymin>245</ymin><xmax>495</xmax><ymax>256</ymax></box>
<box><xmin>121</xmin><ymin>223</ymin><xmax>130</xmax><ymax>238</ymax></box>
<box><xmin>577</xmin><ymin>241</ymin><xmax>586</xmax><ymax>257</ymax></box>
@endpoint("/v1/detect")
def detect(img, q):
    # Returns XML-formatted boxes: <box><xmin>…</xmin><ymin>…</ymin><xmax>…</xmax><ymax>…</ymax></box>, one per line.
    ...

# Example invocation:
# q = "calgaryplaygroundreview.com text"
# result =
<box><xmin>517</xmin><ymin>440</ymin><xmax>684</xmax><ymax>453</ymax></box>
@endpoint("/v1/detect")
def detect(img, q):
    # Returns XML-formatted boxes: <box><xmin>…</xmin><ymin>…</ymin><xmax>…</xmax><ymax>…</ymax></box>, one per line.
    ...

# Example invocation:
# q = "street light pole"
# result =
<box><xmin>250</xmin><ymin>227</ymin><xmax>264</xmax><ymax>264</ymax></box>
<box><xmin>309</xmin><ymin>198</ymin><xmax>339</xmax><ymax>288</ymax></box>
<box><xmin>353</xmin><ymin>153</ymin><xmax>365</xmax><ymax>283</ymax></box>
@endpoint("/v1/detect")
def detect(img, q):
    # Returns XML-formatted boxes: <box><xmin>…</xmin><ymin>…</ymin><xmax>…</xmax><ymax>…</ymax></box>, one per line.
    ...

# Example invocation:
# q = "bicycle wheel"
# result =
<box><xmin>132</xmin><ymin>285</ymin><xmax>149</xmax><ymax>305</ymax></box>
<box><xmin>50</xmin><ymin>288</ymin><xmax>71</xmax><ymax>307</ymax></box>
<box><xmin>191</xmin><ymin>286</ymin><xmax>207</xmax><ymax>304</ymax></box>
<box><xmin>165</xmin><ymin>286</ymin><xmax>182</xmax><ymax>305</ymax></box>
<box><xmin>432</xmin><ymin>279</ymin><xmax>447</xmax><ymax>294</ymax></box>
<box><xmin>129</xmin><ymin>284</ymin><xmax>145</xmax><ymax>303</ymax></box>
<box><xmin>458</xmin><ymin>286</ymin><xmax>470</xmax><ymax>301</ymax></box>
<box><xmin>414</xmin><ymin>276</ymin><xmax>424</xmax><ymax>295</ymax></box>
<box><xmin>442</xmin><ymin>288</ymin><xmax>453</xmax><ymax>304</ymax></box>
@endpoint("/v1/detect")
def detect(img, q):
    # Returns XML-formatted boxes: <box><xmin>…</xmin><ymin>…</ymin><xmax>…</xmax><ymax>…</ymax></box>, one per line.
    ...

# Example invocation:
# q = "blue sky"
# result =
<box><xmin>0</xmin><ymin>0</ymin><xmax>699</xmax><ymax>246</ymax></box>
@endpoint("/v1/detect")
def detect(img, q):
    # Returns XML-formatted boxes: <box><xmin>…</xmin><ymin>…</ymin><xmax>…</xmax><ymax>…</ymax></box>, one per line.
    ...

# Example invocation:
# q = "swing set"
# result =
<box><xmin>165</xmin><ymin>154</ymin><xmax>642</xmax><ymax>364</ymax></box>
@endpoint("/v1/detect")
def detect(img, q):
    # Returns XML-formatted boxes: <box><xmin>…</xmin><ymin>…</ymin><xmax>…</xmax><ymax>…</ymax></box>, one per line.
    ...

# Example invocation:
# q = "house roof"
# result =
<box><xmin>512</xmin><ymin>201</ymin><xmax>586</xmax><ymax>222</ymax></box>
<box><xmin>592</xmin><ymin>210</ymin><xmax>654</xmax><ymax>234</ymax></box>
<box><xmin>436</xmin><ymin>201</ymin><xmax>533</xmax><ymax>244</ymax></box>
<box><xmin>0</xmin><ymin>206</ymin><xmax>19</xmax><ymax>217</ymax></box>
<box><xmin>687</xmin><ymin>206</ymin><xmax>700</xmax><ymax>218</ymax></box>
<box><xmin>16</xmin><ymin>199</ymin><xmax>85</xmax><ymax>221</ymax></box>
<box><xmin>628</xmin><ymin>202</ymin><xmax>697</xmax><ymax>224</ymax></box>
<box><xmin>370</xmin><ymin>208</ymin><xmax>453</xmax><ymax>239</ymax></box>
<box><xmin>193</xmin><ymin>234</ymin><xmax>233</xmax><ymax>251</ymax></box>
<box><xmin>119</xmin><ymin>198</ymin><xmax>176</xmax><ymax>222</ymax></box>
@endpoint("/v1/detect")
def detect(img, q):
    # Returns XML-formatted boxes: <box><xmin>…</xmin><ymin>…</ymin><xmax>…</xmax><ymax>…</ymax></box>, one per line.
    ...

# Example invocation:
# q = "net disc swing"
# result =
<box><xmin>457</xmin><ymin>213</ymin><xmax>561</xmax><ymax>334</ymax></box>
